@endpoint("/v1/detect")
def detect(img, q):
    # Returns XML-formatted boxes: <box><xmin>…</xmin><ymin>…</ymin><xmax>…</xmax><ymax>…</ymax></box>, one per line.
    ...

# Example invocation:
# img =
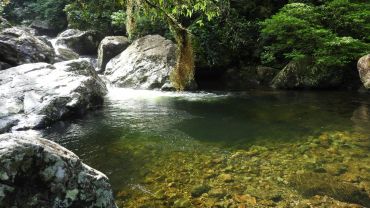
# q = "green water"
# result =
<box><xmin>43</xmin><ymin>89</ymin><xmax>370</xmax><ymax>207</ymax></box>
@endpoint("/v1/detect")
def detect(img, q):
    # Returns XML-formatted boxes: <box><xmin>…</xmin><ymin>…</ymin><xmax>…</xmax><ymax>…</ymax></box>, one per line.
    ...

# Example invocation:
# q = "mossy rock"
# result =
<box><xmin>271</xmin><ymin>57</ymin><xmax>357</xmax><ymax>89</ymax></box>
<box><xmin>290</xmin><ymin>172</ymin><xmax>370</xmax><ymax>207</ymax></box>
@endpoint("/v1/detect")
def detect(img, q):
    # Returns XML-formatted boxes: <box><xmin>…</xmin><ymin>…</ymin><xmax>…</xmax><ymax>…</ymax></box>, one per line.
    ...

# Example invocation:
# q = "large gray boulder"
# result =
<box><xmin>105</xmin><ymin>35</ymin><xmax>177</xmax><ymax>90</ymax></box>
<box><xmin>55</xmin><ymin>29</ymin><xmax>103</xmax><ymax>55</ymax></box>
<box><xmin>357</xmin><ymin>54</ymin><xmax>370</xmax><ymax>89</ymax></box>
<box><xmin>0</xmin><ymin>132</ymin><xmax>117</xmax><ymax>208</ymax></box>
<box><xmin>271</xmin><ymin>58</ymin><xmax>344</xmax><ymax>89</ymax></box>
<box><xmin>97</xmin><ymin>36</ymin><xmax>130</xmax><ymax>72</ymax></box>
<box><xmin>0</xmin><ymin>27</ymin><xmax>56</xmax><ymax>69</ymax></box>
<box><xmin>0</xmin><ymin>59</ymin><xmax>107</xmax><ymax>132</ymax></box>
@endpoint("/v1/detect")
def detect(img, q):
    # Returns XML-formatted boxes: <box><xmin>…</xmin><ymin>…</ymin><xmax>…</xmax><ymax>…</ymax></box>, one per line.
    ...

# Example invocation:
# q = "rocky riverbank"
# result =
<box><xmin>0</xmin><ymin>23</ymin><xmax>369</xmax><ymax>208</ymax></box>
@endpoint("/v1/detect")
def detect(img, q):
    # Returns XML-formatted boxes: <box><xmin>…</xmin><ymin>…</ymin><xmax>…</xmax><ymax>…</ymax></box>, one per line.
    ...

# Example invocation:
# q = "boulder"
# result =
<box><xmin>0</xmin><ymin>59</ymin><xmax>107</xmax><ymax>132</ymax></box>
<box><xmin>0</xmin><ymin>27</ymin><xmax>55</xmax><ymax>67</ymax></box>
<box><xmin>55</xmin><ymin>29</ymin><xmax>103</xmax><ymax>55</ymax></box>
<box><xmin>357</xmin><ymin>54</ymin><xmax>370</xmax><ymax>89</ymax></box>
<box><xmin>57</xmin><ymin>47</ymin><xmax>80</xmax><ymax>61</ymax></box>
<box><xmin>271</xmin><ymin>58</ymin><xmax>345</xmax><ymax>89</ymax></box>
<box><xmin>105</xmin><ymin>35</ymin><xmax>178</xmax><ymax>90</ymax></box>
<box><xmin>0</xmin><ymin>132</ymin><xmax>117</xmax><ymax>208</ymax></box>
<box><xmin>30</xmin><ymin>20</ymin><xmax>60</xmax><ymax>37</ymax></box>
<box><xmin>97</xmin><ymin>36</ymin><xmax>130</xmax><ymax>72</ymax></box>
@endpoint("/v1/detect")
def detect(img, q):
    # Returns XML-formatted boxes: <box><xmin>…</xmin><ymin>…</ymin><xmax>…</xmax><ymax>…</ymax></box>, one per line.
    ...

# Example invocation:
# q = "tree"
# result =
<box><xmin>123</xmin><ymin>0</ymin><xmax>228</xmax><ymax>90</ymax></box>
<box><xmin>261</xmin><ymin>1</ymin><xmax>370</xmax><ymax>68</ymax></box>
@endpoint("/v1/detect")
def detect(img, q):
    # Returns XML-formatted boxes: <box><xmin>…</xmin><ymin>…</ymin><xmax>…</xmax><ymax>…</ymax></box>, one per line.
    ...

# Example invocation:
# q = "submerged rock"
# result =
<box><xmin>357</xmin><ymin>54</ymin><xmax>370</xmax><ymax>89</ymax></box>
<box><xmin>0</xmin><ymin>132</ymin><xmax>117</xmax><ymax>208</ymax></box>
<box><xmin>105</xmin><ymin>35</ymin><xmax>179</xmax><ymax>90</ymax></box>
<box><xmin>55</xmin><ymin>29</ymin><xmax>103</xmax><ymax>55</ymax></box>
<box><xmin>0</xmin><ymin>59</ymin><xmax>107</xmax><ymax>131</ymax></box>
<box><xmin>191</xmin><ymin>185</ymin><xmax>211</xmax><ymax>197</ymax></box>
<box><xmin>290</xmin><ymin>172</ymin><xmax>370</xmax><ymax>207</ymax></box>
<box><xmin>0</xmin><ymin>27</ymin><xmax>55</xmax><ymax>68</ymax></box>
<box><xmin>97</xmin><ymin>36</ymin><xmax>130</xmax><ymax>72</ymax></box>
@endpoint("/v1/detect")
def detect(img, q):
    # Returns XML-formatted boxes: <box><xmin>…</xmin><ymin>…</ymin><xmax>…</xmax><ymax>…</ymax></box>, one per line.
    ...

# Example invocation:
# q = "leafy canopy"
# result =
<box><xmin>261</xmin><ymin>0</ymin><xmax>370</xmax><ymax>68</ymax></box>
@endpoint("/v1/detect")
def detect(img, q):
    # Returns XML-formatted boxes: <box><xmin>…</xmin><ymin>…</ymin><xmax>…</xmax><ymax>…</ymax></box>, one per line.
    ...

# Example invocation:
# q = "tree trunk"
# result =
<box><xmin>170</xmin><ymin>26</ymin><xmax>195</xmax><ymax>91</ymax></box>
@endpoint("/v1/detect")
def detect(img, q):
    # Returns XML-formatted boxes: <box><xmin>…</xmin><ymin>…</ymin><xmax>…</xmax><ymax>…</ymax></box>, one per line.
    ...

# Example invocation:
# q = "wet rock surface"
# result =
<box><xmin>0</xmin><ymin>59</ymin><xmax>107</xmax><ymax>132</ymax></box>
<box><xmin>104</xmin><ymin>35</ymin><xmax>177</xmax><ymax>90</ymax></box>
<box><xmin>0</xmin><ymin>27</ymin><xmax>56</xmax><ymax>68</ymax></box>
<box><xmin>55</xmin><ymin>29</ymin><xmax>103</xmax><ymax>55</ymax></box>
<box><xmin>97</xmin><ymin>36</ymin><xmax>130</xmax><ymax>72</ymax></box>
<box><xmin>0</xmin><ymin>132</ymin><xmax>117</xmax><ymax>208</ymax></box>
<box><xmin>358</xmin><ymin>54</ymin><xmax>370</xmax><ymax>89</ymax></box>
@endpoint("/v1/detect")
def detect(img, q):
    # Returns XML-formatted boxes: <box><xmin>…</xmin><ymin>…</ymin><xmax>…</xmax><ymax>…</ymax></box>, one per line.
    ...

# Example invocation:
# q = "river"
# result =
<box><xmin>42</xmin><ymin>88</ymin><xmax>370</xmax><ymax>207</ymax></box>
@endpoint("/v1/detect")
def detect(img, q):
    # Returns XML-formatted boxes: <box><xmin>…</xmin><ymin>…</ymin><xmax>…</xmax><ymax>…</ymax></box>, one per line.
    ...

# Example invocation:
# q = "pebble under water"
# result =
<box><xmin>43</xmin><ymin>88</ymin><xmax>370</xmax><ymax>207</ymax></box>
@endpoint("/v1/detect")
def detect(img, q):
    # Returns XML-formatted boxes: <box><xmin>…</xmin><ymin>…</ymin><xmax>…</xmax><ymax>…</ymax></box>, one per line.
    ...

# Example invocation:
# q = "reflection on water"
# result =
<box><xmin>43</xmin><ymin>88</ymin><xmax>370</xmax><ymax>207</ymax></box>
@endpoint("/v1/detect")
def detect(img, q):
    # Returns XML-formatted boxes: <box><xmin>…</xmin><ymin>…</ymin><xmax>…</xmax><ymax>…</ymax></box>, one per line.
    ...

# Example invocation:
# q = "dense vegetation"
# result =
<box><xmin>1</xmin><ymin>0</ymin><xmax>369</xmax><ymax>89</ymax></box>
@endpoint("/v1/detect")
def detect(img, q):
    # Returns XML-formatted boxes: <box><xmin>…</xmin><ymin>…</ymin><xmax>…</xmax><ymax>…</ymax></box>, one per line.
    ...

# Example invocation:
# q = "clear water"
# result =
<box><xmin>42</xmin><ymin>88</ymin><xmax>370</xmax><ymax>207</ymax></box>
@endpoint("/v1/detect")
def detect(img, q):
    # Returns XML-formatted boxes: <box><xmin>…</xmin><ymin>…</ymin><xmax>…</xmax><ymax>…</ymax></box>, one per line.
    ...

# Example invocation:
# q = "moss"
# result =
<box><xmin>170</xmin><ymin>28</ymin><xmax>195</xmax><ymax>91</ymax></box>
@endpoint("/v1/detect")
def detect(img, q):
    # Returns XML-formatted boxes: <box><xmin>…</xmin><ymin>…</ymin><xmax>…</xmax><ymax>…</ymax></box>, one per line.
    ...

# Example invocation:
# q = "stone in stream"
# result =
<box><xmin>0</xmin><ymin>131</ymin><xmax>117</xmax><ymax>208</ymax></box>
<box><xmin>0</xmin><ymin>59</ymin><xmax>107</xmax><ymax>132</ymax></box>
<box><xmin>357</xmin><ymin>54</ymin><xmax>370</xmax><ymax>89</ymax></box>
<box><xmin>57</xmin><ymin>47</ymin><xmax>80</xmax><ymax>61</ymax></box>
<box><xmin>55</xmin><ymin>29</ymin><xmax>103</xmax><ymax>55</ymax></box>
<box><xmin>0</xmin><ymin>27</ymin><xmax>56</xmax><ymax>68</ymax></box>
<box><xmin>97</xmin><ymin>36</ymin><xmax>130</xmax><ymax>73</ymax></box>
<box><xmin>271</xmin><ymin>57</ymin><xmax>356</xmax><ymax>89</ymax></box>
<box><xmin>105</xmin><ymin>35</ymin><xmax>197</xmax><ymax>90</ymax></box>
<box><xmin>30</xmin><ymin>20</ymin><xmax>61</xmax><ymax>37</ymax></box>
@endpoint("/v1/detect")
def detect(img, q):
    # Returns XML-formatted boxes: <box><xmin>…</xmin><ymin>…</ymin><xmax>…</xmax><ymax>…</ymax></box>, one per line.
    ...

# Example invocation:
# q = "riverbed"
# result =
<box><xmin>43</xmin><ymin>88</ymin><xmax>370</xmax><ymax>207</ymax></box>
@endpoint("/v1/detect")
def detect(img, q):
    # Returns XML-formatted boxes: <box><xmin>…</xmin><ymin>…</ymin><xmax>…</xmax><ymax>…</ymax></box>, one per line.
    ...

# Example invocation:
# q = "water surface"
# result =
<box><xmin>43</xmin><ymin>89</ymin><xmax>370</xmax><ymax>207</ymax></box>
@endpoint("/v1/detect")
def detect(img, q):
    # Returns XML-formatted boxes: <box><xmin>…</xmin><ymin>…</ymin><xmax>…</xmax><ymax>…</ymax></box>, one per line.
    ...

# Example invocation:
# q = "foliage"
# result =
<box><xmin>0</xmin><ymin>0</ymin><xmax>10</xmax><ymax>14</ymax></box>
<box><xmin>64</xmin><ymin>0</ymin><xmax>122</xmax><ymax>34</ymax></box>
<box><xmin>112</xmin><ymin>10</ymin><xmax>170</xmax><ymax>39</ymax></box>
<box><xmin>3</xmin><ymin>0</ymin><xmax>70</xmax><ymax>30</ymax></box>
<box><xmin>261</xmin><ymin>1</ymin><xmax>370</xmax><ymax>68</ymax></box>
<box><xmin>191</xmin><ymin>0</ymin><xmax>288</xmax><ymax>69</ymax></box>
<box><xmin>124</xmin><ymin>0</ymin><xmax>229</xmax><ymax>90</ymax></box>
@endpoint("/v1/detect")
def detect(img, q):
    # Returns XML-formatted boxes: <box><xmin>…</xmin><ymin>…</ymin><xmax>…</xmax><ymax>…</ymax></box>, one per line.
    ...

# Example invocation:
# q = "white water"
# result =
<box><xmin>106</xmin><ymin>87</ymin><xmax>230</xmax><ymax>102</ymax></box>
